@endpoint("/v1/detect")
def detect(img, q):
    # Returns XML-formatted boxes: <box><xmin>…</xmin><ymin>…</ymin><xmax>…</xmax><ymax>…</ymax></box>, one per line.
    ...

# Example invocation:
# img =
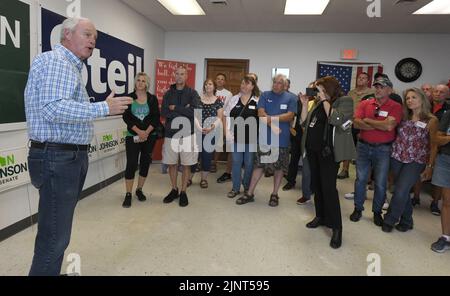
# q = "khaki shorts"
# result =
<box><xmin>162</xmin><ymin>135</ymin><xmax>199</xmax><ymax>166</ymax></box>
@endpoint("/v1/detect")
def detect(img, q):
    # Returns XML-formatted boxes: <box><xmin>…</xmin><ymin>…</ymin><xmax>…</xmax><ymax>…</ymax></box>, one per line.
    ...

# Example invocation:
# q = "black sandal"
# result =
<box><xmin>236</xmin><ymin>193</ymin><xmax>255</xmax><ymax>205</ymax></box>
<box><xmin>227</xmin><ymin>190</ymin><xmax>240</xmax><ymax>198</ymax></box>
<box><xmin>268</xmin><ymin>194</ymin><xmax>279</xmax><ymax>207</ymax></box>
<box><xmin>200</xmin><ymin>179</ymin><xmax>208</xmax><ymax>189</ymax></box>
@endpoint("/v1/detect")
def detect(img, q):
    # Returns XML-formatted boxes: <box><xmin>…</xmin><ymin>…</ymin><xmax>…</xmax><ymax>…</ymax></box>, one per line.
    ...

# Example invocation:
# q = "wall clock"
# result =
<box><xmin>395</xmin><ymin>58</ymin><xmax>422</xmax><ymax>83</ymax></box>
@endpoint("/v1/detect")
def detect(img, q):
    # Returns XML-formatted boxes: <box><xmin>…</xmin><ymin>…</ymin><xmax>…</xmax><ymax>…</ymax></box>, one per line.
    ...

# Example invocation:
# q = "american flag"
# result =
<box><xmin>317</xmin><ymin>62</ymin><xmax>384</xmax><ymax>94</ymax></box>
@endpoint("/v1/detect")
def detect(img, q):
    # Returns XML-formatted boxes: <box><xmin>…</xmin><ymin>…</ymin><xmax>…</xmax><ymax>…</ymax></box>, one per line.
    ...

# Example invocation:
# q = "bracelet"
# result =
<box><xmin>426</xmin><ymin>164</ymin><xmax>434</xmax><ymax>169</ymax></box>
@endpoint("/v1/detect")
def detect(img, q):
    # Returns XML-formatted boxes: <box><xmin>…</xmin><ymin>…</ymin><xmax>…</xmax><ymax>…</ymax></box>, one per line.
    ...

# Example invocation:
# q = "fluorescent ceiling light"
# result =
<box><xmin>157</xmin><ymin>0</ymin><xmax>205</xmax><ymax>15</ymax></box>
<box><xmin>284</xmin><ymin>0</ymin><xmax>330</xmax><ymax>15</ymax></box>
<box><xmin>413</xmin><ymin>0</ymin><xmax>450</xmax><ymax>15</ymax></box>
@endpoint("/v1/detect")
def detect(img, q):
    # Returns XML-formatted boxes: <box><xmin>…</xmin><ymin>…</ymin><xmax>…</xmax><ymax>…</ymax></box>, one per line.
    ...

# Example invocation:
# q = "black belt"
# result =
<box><xmin>30</xmin><ymin>141</ymin><xmax>89</xmax><ymax>151</ymax></box>
<box><xmin>359</xmin><ymin>139</ymin><xmax>393</xmax><ymax>147</ymax></box>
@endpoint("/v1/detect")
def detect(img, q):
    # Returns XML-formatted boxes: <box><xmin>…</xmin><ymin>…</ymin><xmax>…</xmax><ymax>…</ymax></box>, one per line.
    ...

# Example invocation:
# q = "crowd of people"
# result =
<box><xmin>121</xmin><ymin>66</ymin><xmax>450</xmax><ymax>253</ymax></box>
<box><xmin>23</xmin><ymin>16</ymin><xmax>450</xmax><ymax>275</ymax></box>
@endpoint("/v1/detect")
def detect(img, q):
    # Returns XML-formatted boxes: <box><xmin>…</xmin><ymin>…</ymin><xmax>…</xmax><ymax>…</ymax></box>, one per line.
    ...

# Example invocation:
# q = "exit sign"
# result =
<box><xmin>341</xmin><ymin>49</ymin><xmax>358</xmax><ymax>60</ymax></box>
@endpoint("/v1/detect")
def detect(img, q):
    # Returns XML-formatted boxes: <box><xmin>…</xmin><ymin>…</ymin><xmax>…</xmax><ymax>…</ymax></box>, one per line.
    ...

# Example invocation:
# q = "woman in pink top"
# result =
<box><xmin>382</xmin><ymin>88</ymin><xmax>438</xmax><ymax>233</ymax></box>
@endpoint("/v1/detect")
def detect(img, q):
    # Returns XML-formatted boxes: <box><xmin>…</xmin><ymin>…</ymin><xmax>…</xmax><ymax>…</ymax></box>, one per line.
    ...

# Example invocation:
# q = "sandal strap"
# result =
<box><xmin>269</xmin><ymin>194</ymin><xmax>279</xmax><ymax>206</ymax></box>
<box><xmin>237</xmin><ymin>193</ymin><xmax>254</xmax><ymax>204</ymax></box>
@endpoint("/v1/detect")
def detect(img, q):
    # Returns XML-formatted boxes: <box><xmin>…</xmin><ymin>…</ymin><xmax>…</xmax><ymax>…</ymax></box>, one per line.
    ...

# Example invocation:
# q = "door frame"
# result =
<box><xmin>205</xmin><ymin>58</ymin><xmax>250</xmax><ymax>78</ymax></box>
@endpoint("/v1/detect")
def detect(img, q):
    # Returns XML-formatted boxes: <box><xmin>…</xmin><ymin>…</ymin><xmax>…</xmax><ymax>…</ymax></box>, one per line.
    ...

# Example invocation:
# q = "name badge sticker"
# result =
<box><xmin>415</xmin><ymin>121</ymin><xmax>427</xmax><ymax>129</ymax></box>
<box><xmin>309</xmin><ymin>116</ymin><xmax>317</xmax><ymax>128</ymax></box>
<box><xmin>378</xmin><ymin>110</ymin><xmax>388</xmax><ymax>117</ymax></box>
<box><xmin>249</xmin><ymin>105</ymin><xmax>256</xmax><ymax>110</ymax></box>
<box><xmin>342</xmin><ymin>120</ymin><xmax>353</xmax><ymax>130</ymax></box>
<box><xmin>280</xmin><ymin>104</ymin><xmax>288</xmax><ymax>110</ymax></box>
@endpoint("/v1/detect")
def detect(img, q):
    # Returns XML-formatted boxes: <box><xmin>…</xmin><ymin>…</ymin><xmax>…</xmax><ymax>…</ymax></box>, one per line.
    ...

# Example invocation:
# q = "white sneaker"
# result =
<box><xmin>344</xmin><ymin>192</ymin><xmax>354</xmax><ymax>200</ymax></box>
<box><xmin>383</xmin><ymin>202</ymin><xmax>389</xmax><ymax>211</ymax></box>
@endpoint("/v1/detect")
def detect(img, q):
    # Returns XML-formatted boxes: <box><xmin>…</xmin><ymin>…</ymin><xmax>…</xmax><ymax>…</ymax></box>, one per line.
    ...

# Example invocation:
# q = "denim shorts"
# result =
<box><xmin>432</xmin><ymin>153</ymin><xmax>450</xmax><ymax>189</ymax></box>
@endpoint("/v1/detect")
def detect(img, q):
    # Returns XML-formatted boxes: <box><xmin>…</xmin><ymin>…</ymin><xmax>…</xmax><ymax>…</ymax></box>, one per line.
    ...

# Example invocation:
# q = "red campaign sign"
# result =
<box><xmin>153</xmin><ymin>59</ymin><xmax>196</xmax><ymax>160</ymax></box>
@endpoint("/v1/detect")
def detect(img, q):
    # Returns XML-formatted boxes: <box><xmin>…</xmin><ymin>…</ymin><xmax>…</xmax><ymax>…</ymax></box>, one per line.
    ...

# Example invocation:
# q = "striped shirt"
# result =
<box><xmin>25</xmin><ymin>44</ymin><xmax>109</xmax><ymax>145</ymax></box>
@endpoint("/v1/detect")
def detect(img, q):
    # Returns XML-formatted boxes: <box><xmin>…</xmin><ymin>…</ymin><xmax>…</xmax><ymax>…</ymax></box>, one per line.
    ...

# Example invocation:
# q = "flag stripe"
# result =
<box><xmin>355</xmin><ymin>67</ymin><xmax>363</xmax><ymax>89</ymax></box>
<box><xmin>378</xmin><ymin>66</ymin><xmax>383</xmax><ymax>75</ymax></box>
<box><xmin>367</xmin><ymin>66</ymin><xmax>374</xmax><ymax>88</ymax></box>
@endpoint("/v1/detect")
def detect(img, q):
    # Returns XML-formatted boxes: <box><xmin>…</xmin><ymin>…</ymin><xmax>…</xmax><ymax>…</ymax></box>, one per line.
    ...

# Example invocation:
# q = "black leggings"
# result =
<box><xmin>125</xmin><ymin>136</ymin><xmax>157</xmax><ymax>180</ymax></box>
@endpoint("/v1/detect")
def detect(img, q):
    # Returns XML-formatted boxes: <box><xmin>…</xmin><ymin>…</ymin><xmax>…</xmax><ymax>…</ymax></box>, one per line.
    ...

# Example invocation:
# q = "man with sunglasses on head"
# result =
<box><xmin>349</xmin><ymin>76</ymin><xmax>402</xmax><ymax>227</ymax></box>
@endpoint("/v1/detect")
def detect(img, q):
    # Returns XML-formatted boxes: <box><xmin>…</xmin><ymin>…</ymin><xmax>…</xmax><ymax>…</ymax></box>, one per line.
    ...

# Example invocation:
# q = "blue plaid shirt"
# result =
<box><xmin>25</xmin><ymin>44</ymin><xmax>109</xmax><ymax>145</ymax></box>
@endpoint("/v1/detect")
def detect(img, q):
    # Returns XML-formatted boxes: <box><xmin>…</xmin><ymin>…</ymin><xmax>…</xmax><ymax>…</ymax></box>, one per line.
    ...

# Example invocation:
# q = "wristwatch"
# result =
<box><xmin>426</xmin><ymin>164</ymin><xmax>434</xmax><ymax>169</ymax></box>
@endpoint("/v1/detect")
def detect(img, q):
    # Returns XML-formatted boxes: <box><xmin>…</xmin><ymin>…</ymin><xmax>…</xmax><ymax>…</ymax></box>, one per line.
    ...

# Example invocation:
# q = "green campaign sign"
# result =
<box><xmin>0</xmin><ymin>0</ymin><xmax>30</xmax><ymax>124</ymax></box>
<box><xmin>0</xmin><ymin>147</ymin><xmax>30</xmax><ymax>193</ymax></box>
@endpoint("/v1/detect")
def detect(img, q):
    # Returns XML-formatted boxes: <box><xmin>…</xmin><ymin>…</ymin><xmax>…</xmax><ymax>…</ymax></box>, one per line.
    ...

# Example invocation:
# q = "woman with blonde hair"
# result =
<box><xmin>382</xmin><ymin>88</ymin><xmax>438</xmax><ymax>232</ymax></box>
<box><xmin>122</xmin><ymin>72</ymin><xmax>161</xmax><ymax>208</ymax></box>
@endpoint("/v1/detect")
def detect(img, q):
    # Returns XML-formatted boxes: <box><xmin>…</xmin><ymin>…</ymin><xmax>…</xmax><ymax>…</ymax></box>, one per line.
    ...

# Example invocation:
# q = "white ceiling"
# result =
<box><xmin>121</xmin><ymin>0</ymin><xmax>450</xmax><ymax>33</ymax></box>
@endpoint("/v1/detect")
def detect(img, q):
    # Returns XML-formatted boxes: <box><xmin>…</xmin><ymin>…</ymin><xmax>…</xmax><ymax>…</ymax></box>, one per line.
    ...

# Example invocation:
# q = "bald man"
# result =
<box><xmin>432</xmin><ymin>84</ymin><xmax>450</xmax><ymax>121</ymax></box>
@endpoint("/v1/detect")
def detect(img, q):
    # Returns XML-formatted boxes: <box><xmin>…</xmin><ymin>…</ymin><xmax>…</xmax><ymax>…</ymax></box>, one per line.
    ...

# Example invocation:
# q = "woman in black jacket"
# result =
<box><xmin>300</xmin><ymin>76</ymin><xmax>344</xmax><ymax>249</ymax></box>
<box><xmin>122</xmin><ymin>72</ymin><xmax>161</xmax><ymax>208</ymax></box>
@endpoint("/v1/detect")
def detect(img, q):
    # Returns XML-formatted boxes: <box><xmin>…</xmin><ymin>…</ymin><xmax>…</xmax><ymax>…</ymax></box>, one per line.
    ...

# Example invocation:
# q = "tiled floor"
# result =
<box><xmin>0</xmin><ymin>164</ymin><xmax>448</xmax><ymax>276</ymax></box>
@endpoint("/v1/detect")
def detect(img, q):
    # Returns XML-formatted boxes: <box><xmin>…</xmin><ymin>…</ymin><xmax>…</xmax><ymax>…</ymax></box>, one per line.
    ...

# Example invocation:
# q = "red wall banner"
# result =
<box><xmin>153</xmin><ymin>59</ymin><xmax>196</xmax><ymax>160</ymax></box>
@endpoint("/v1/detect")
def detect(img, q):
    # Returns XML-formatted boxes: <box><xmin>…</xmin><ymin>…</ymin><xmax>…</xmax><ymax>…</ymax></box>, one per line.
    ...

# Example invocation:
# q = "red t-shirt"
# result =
<box><xmin>433</xmin><ymin>102</ymin><xmax>443</xmax><ymax>114</ymax></box>
<box><xmin>355</xmin><ymin>98</ymin><xmax>403</xmax><ymax>143</ymax></box>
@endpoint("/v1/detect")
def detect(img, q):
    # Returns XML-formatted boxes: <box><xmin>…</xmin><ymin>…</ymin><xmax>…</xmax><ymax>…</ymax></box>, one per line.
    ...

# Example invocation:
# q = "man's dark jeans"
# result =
<box><xmin>28</xmin><ymin>146</ymin><xmax>88</xmax><ymax>276</ymax></box>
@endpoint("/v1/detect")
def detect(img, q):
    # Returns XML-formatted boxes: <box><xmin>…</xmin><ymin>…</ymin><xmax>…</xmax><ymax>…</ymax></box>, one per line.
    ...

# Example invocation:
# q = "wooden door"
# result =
<box><xmin>206</xmin><ymin>59</ymin><xmax>250</xmax><ymax>96</ymax></box>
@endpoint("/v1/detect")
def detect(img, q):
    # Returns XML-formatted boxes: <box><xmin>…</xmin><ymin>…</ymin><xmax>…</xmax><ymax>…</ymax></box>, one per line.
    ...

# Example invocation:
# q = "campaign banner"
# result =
<box><xmin>41</xmin><ymin>8</ymin><xmax>144</xmax><ymax>102</ymax></box>
<box><xmin>87</xmin><ymin>136</ymin><xmax>99</xmax><ymax>163</ymax></box>
<box><xmin>118</xmin><ymin>129</ymin><xmax>127</xmax><ymax>152</ymax></box>
<box><xmin>96</xmin><ymin>130</ymin><xmax>121</xmax><ymax>159</ymax></box>
<box><xmin>0</xmin><ymin>147</ymin><xmax>30</xmax><ymax>193</ymax></box>
<box><xmin>0</xmin><ymin>0</ymin><xmax>30</xmax><ymax>124</ymax></box>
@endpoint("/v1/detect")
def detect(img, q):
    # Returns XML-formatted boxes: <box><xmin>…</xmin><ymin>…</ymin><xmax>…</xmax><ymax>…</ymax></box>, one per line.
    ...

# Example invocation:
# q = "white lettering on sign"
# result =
<box><xmin>0</xmin><ymin>16</ymin><xmax>20</xmax><ymax>48</ymax></box>
<box><xmin>49</xmin><ymin>27</ymin><xmax>143</xmax><ymax>95</ymax></box>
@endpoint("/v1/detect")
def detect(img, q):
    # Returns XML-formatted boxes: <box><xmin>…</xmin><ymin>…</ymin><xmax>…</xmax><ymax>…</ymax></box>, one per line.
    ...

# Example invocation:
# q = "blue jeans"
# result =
<box><xmin>384</xmin><ymin>158</ymin><xmax>425</xmax><ymax>227</ymax></box>
<box><xmin>28</xmin><ymin>146</ymin><xmax>88</xmax><ymax>276</ymax></box>
<box><xmin>354</xmin><ymin>142</ymin><xmax>391</xmax><ymax>213</ymax></box>
<box><xmin>231</xmin><ymin>143</ymin><xmax>255</xmax><ymax>192</ymax></box>
<box><xmin>200</xmin><ymin>135</ymin><xmax>215</xmax><ymax>172</ymax></box>
<box><xmin>301</xmin><ymin>156</ymin><xmax>312</xmax><ymax>199</ymax></box>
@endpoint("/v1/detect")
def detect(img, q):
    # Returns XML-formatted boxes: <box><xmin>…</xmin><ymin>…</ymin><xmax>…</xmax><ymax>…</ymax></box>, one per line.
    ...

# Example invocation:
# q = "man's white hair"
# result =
<box><xmin>60</xmin><ymin>17</ymin><xmax>90</xmax><ymax>42</ymax></box>
<box><xmin>436</xmin><ymin>84</ymin><xmax>450</xmax><ymax>96</ymax></box>
<box><xmin>272</xmin><ymin>74</ymin><xmax>288</xmax><ymax>85</ymax></box>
